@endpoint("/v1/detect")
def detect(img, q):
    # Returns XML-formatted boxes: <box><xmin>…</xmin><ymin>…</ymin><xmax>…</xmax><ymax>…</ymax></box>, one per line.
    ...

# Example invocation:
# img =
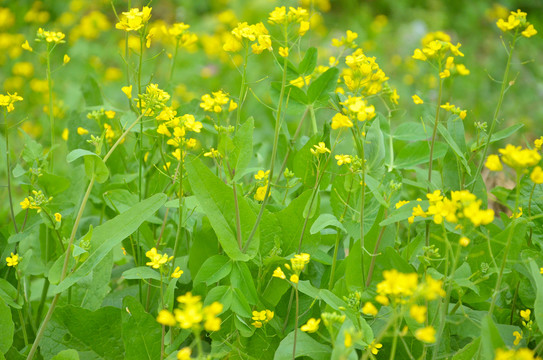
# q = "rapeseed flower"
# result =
<box><xmin>145</xmin><ymin>247</ymin><xmax>173</xmax><ymax>269</ymax></box>
<box><xmin>6</xmin><ymin>253</ymin><xmax>19</xmax><ymax>267</ymax></box>
<box><xmin>415</xmin><ymin>326</ymin><xmax>436</xmax><ymax>343</ymax></box>
<box><xmin>300</xmin><ymin>318</ymin><xmax>320</xmax><ymax>333</ymax></box>
<box><xmin>0</xmin><ymin>92</ymin><xmax>23</xmax><ymax>112</ymax></box>
<box><xmin>115</xmin><ymin>7</ymin><xmax>152</xmax><ymax>32</ymax></box>
<box><xmin>331</xmin><ymin>113</ymin><xmax>353</xmax><ymax>129</ymax></box>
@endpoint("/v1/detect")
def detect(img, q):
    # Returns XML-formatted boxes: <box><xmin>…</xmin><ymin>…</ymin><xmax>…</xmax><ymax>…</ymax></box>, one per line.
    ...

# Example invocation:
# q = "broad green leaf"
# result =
<box><xmin>103</xmin><ymin>189</ymin><xmax>138</xmax><ymax>214</ymax></box>
<box><xmin>232</xmin><ymin>117</ymin><xmax>254</xmax><ymax>181</ymax></box>
<box><xmin>185</xmin><ymin>157</ymin><xmax>258</xmax><ymax>261</ymax></box>
<box><xmin>204</xmin><ymin>286</ymin><xmax>231</xmax><ymax>310</ymax></box>
<box><xmin>230</xmin><ymin>262</ymin><xmax>258</xmax><ymax>304</ymax></box>
<box><xmin>274</xmin><ymin>330</ymin><xmax>331</xmax><ymax>360</ymax></box>
<box><xmin>528</xmin><ymin>260</ymin><xmax>543</xmax><ymax>330</ymax></box>
<box><xmin>55</xmin><ymin>193</ymin><xmax>167</xmax><ymax>294</ymax></box>
<box><xmin>40</xmin><ymin>305</ymin><xmax>124</xmax><ymax>359</ymax></box>
<box><xmin>0</xmin><ymin>279</ymin><xmax>20</xmax><ymax>309</ymax></box>
<box><xmin>293</xmin><ymin>134</ymin><xmax>319</xmax><ymax>187</ymax></box>
<box><xmin>193</xmin><ymin>255</ymin><xmax>232</xmax><ymax>286</ymax></box>
<box><xmin>393</xmin><ymin>122</ymin><xmax>429</xmax><ymax>141</ymax></box>
<box><xmin>51</xmin><ymin>350</ymin><xmax>80</xmax><ymax>360</ymax></box>
<box><xmin>310</xmin><ymin>214</ymin><xmax>346</xmax><ymax>234</ymax></box>
<box><xmin>471</xmin><ymin>124</ymin><xmax>524</xmax><ymax>151</ymax></box>
<box><xmin>82</xmin><ymin>75</ymin><xmax>103</xmax><ymax>107</ymax></box>
<box><xmin>38</xmin><ymin>172</ymin><xmax>71</xmax><ymax>195</ymax></box>
<box><xmin>231</xmin><ymin>287</ymin><xmax>252</xmax><ymax>318</ymax></box>
<box><xmin>395</xmin><ymin>141</ymin><xmax>448</xmax><ymax>169</ymax></box>
<box><xmin>481</xmin><ymin>314</ymin><xmax>505</xmax><ymax>360</ymax></box>
<box><xmin>286</xmin><ymin>86</ymin><xmax>309</xmax><ymax>105</ymax></box>
<box><xmin>79</xmin><ymin>252</ymin><xmax>114</xmax><ymax>311</ymax></box>
<box><xmin>0</xmin><ymin>299</ymin><xmax>14</xmax><ymax>353</ymax></box>
<box><xmin>122</xmin><ymin>296</ymin><xmax>161</xmax><ymax>360</ymax></box>
<box><xmin>307</xmin><ymin>67</ymin><xmax>339</xmax><ymax>104</ymax></box>
<box><xmin>66</xmin><ymin>149</ymin><xmax>109</xmax><ymax>183</ymax></box>
<box><xmin>122</xmin><ymin>266</ymin><xmax>161</xmax><ymax>281</ymax></box>
<box><xmin>365</xmin><ymin>118</ymin><xmax>385</xmax><ymax>179</ymax></box>
<box><xmin>437</xmin><ymin>123</ymin><xmax>471</xmax><ymax>175</ymax></box>
<box><xmin>298</xmin><ymin>47</ymin><xmax>317</xmax><ymax>75</ymax></box>
<box><xmin>20</xmin><ymin>130</ymin><xmax>45</xmax><ymax>164</ymax></box>
<box><xmin>452</xmin><ymin>337</ymin><xmax>481</xmax><ymax>360</ymax></box>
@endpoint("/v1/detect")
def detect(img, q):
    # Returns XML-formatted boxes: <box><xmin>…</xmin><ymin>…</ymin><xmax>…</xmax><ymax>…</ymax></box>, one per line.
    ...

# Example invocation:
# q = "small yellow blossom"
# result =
<box><xmin>395</xmin><ymin>200</ymin><xmax>409</xmax><ymax>209</ymax></box>
<box><xmin>121</xmin><ymin>85</ymin><xmax>132</xmax><ymax>99</ymax></box>
<box><xmin>513</xmin><ymin>330</ymin><xmax>523</xmax><ymax>346</ymax></box>
<box><xmin>255</xmin><ymin>170</ymin><xmax>270</xmax><ymax>181</ymax></box>
<box><xmin>273</xmin><ymin>267</ymin><xmax>286</xmax><ymax>279</ymax></box>
<box><xmin>177</xmin><ymin>347</ymin><xmax>191</xmax><ymax>360</ymax></box>
<box><xmin>534</xmin><ymin>137</ymin><xmax>543</xmax><ymax>150</ymax></box>
<box><xmin>362</xmin><ymin>302</ymin><xmax>378</xmax><ymax>316</ymax></box>
<box><xmin>145</xmin><ymin>247</ymin><xmax>173</xmax><ymax>269</ymax></box>
<box><xmin>485</xmin><ymin>154</ymin><xmax>503</xmax><ymax>171</ymax></box>
<box><xmin>61</xmin><ymin>128</ymin><xmax>69</xmax><ymax>141</ymax></box>
<box><xmin>22</xmin><ymin>40</ymin><xmax>33</xmax><ymax>52</ymax></box>
<box><xmin>6</xmin><ymin>253</ymin><xmax>19</xmax><ymax>267</ymax></box>
<box><xmin>331</xmin><ymin>113</ymin><xmax>353</xmax><ymax>130</ymax></box>
<box><xmin>335</xmin><ymin>155</ymin><xmax>352</xmax><ymax>166</ymax></box>
<box><xmin>300</xmin><ymin>318</ymin><xmax>320</xmax><ymax>333</ymax></box>
<box><xmin>310</xmin><ymin>142</ymin><xmax>330</xmax><ymax>156</ymax></box>
<box><xmin>521</xmin><ymin>24</ymin><xmax>537</xmax><ymax>38</ymax></box>
<box><xmin>290</xmin><ymin>274</ymin><xmax>299</xmax><ymax>283</ymax></box>
<box><xmin>171</xmin><ymin>266</ymin><xmax>183</xmax><ymax>279</ymax></box>
<box><xmin>439</xmin><ymin>69</ymin><xmax>451</xmax><ymax>78</ymax></box>
<box><xmin>54</xmin><ymin>212</ymin><xmax>62</xmax><ymax>222</ymax></box>
<box><xmin>520</xmin><ymin>309</ymin><xmax>531</xmax><ymax>322</ymax></box>
<box><xmin>77</xmin><ymin>127</ymin><xmax>89</xmax><ymax>135</ymax></box>
<box><xmin>156</xmin><ymin>309</ymin><xmax>176</xmax><ymax>326</ymax></box>
<box><xmin>115</xmin><ymin>6</ymin><xmax>152</xmax><ymax>32</ymax></box>
<box><xmin>63</xmin><ymin>54</ymin><xmax>70</xmax><ymax>64</ymax></box>
<box><xmin>278</xmin><ymin>47</ymin><xmax>289</xmax><ymax>57</ymax></box>
<box><xmin>369</xmin><ymin>340</ymin><xmax>383</xmax><ymax>355</ymax></box>
<box><xmin>412</xmin><ymin>95</ymin><xmax>424</xmax><ymax>104</ymax></box>
<box><xmin>254</xmin><ymin>186</ymin><xmax>269</xmax><ymax>201</ymax></box>
<box><xmin>410</xmin><ymin>305</ymin><xmax>427</xmax><ymax>323</ymax></box>
<box><xmin>344</xmin><ymin>331</ymin><xmax>353</xmax><ymax>347</ymax></box>
<box><xmin>412</xmin><ymin>48</ymin><xmax>427</xmax><ymax>61</ymax></box>
<box><xmin>459</xmin><ymin>236</ymin><xmax>470</xmax><ymax>247</ymax></box>
<box><xmin>530</xmin><ymin>166</ymin><xmax>543</xmax><ymax>184</ymax></box>
<box><xmin>105</xmin><ymin>110</ymin><xmax>116</xmax><ymax>119</ymax></box>
<box><xmin>415</xmin><ymin>326</ymin><xmax>436</xmax><ymax>343</ymax></box>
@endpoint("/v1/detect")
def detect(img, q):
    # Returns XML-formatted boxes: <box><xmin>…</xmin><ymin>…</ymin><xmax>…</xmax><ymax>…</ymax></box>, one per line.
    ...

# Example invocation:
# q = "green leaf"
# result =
<box><xmin>0</xmin><ymin>299</ymin><xmax>14</xmax><ymax>354</ymax></box>
<box><xmin>393</xmin><ymin>122</ymin><xmax>428</xmax><ymax>141</ymax></box>
<box><xmin>274</xmin><ymin>330</ymin><xmax>331</xmax><ymax>360</ymax></box>
<box><xmin>365</xmin><ymin>118</ymin><xmax>385</xmax><ymax>179</ymax></box>
<box><xmin>82</xmin><ymin>75</ymin><xmax>103</xmax><ymax>107</ymax></box>
<box><xmin>310</xmin><ymin>214</ymin><xmax>346</xmax><ymax>234</ymax></box>
<box><xmin>452</xmin><ymin>338</ymin><xmax>481</xmax><ymax>360</ymax></box>
<box><xmin>79</xmin><ymin>252</ymin><xmax>114</xmax><ymax>311</ymax></box>
<box><xmin>20</xmin><ymin>130</ymin><xmax>45</xmax><ymax>164</ymax></box>
<box><xmin>193</xmin><ymin>255</ymin><xmax>232</xmax><ymax>286</ymax></box>
<box><xmin>230</xmin><ymin>262</ymin><xmax>258</xmax><ymax>304</ymax></box>
<box><xmin>54</xmin><ymin>193</ymin><xmax>167</xmax><ymax>294</ymax></box>
<box><xmin>232</xmin><ymin>117</ymin><xmax>254</xmax><ymax>181</ymax></box>
<box><xmin>481</xmin><ymin>314</ymin><xmax>505</xmax><ymax>360</ymax></box>
<box><xmin>51</xmin><ymin>350</ymin><xmax>80</xmax><ymax>360</ymax></box>
<box><xmin>307</xmin><ymin>67</ymin><xmax>339</xmax><ymax>104</ymax></box>
<box><xmin>472</xmin><ymin>124</ymin><xmax>524</xmax><ymax>151</ymax></box>
<box><xmin>293</xmin><ymin>135</ymin><xmax>319</xmax><ymax>187</ymax></box>
<box><xmin>66</xmin><ymin>149</ymin><xmax>109</xmax><ymax>183</ymax></box>
<box><xmin>122</xmin><ymin>296</ymin><xmax>161</xmax><ymax>360</ymax></box>
<box><xmin>122</xmin><ymin>266</ymin><xmax>161</xmax><ymax>281</ymax></box>
<box><xmin>103</xmin><ymin>189</ymin><xmax>138</xmax><ymax>214</ymax></box>
<box><xmin>395</xmin><ymin>141</ymin><xmax>448</xmax><ymax>169</ymax></box>
<box><xmin>231</xmin><ymin>287</ymin><xmax>252</xmax><ymax>318</ymax></box>
<box><xmin>40</xmin><ymin>305</ymin><xmax>124</xmax><ymax>360</ymax></box>
<box><xmin>437</xmin><ymin>123</ymin><xmax>471</xmax><ymax>175</ymax></box>
<box><xmin>298</xmin><ymin>47</ymin><xmax>318</xmax><ymax>75</ymax></box>
<box><xmin>528</xmin><ymin>260</ymin><xmax>543</xmax><ymax>330</ymax></box>
<box><xmin>185</xmin><ymin>157</ymin><xmax>258</xmax><ymax>261</ymax></box>
<box><xmin>0</xmin><ymin>279</ymin><xmax>21</xmax><ymax>309</ymax></box>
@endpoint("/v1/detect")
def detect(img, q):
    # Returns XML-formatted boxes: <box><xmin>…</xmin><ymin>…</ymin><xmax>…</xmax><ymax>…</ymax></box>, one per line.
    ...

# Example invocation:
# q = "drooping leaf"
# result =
<box><xmin>122</xmin><ymin>296</ymin><xmax>161</xmax><ymax>360</ymax></box>
<box><xmin>298</xmin><ymin>47</ymin><xmax>318</xmax><ymax>75</ymax></box>
<box><xmin>193</xmin><ymin>255</ymin><xmax>232</xmax><ymax>286</ymax></box>
<box><xmin>307</xmin><ymin>67</ymin><xmax>339</xmax><ymax>104</ymax></box>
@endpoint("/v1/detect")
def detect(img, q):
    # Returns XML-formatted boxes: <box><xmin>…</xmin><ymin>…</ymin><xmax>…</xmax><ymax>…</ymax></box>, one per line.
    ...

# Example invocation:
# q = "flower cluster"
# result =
<box><xmin>494</xmin><ymin>348</ymin><xmax>541</xmax><ymax>360</ymax></box>
<box><xmin>0</xmin><ymin>92</ymin><xmax>23</xmax><ymax>112</ymax></box>
<box><xmin>272</xmin><ymin>253</ymin><xmax>310</xmax><ymax>284</ymax></box>
<box><xmin>440</xmin><ymin>102</ymin><xmax>467</xmax><ymax>119</ymax></box>
<box><xmin>36</xmin><ymin>28</ymin><xmax>66</xmax><ymax>44</ymax></box>
<box><xmin>339</xmin><ymin>95</ymin><xmax>376</xmax><ymax>122</ymax></box>
<box><xmin>20</xmin><ymin>190</ymin><xmax>52</xmax><ymax>213</ymax></box>
<box><xmin>496</xmin><ymin>9</ymin><xmax>537</xmax><ymax>38</ymax></box>
<box><xmin>408</xmin><ymin>190</ymin><xmax>494</xmax><ymax>227</ymax></box>
<box><xmin>251</xmin><ymin>309</ymin><xmax>274</xmax><ymax>328</ymax></box>
<box><xmin>342</xmin><ymin>48</ymin><xmax>388</xmax><ymax>95</ymax></box>
<box><xmin>156</xmin><ymin>292</ymin><xmax>222</xmax><ymax>332</ymax></box>
<box><xmin>332</xmin><ymin>30</ymin><xmax>358</xmax><ymax>48</ymax></box>
<box><xmin>138</xmin><ymin>83</ymin><xmax>171</xmax><ymax>116</ymax></box>
<box><xmin>199</xmin><ymin>90</ymin><xmax>237</xmax><ymax>113</ymax></box>
<box><xmin>412</xmin><ymin>32</ymin><xmax>469</xmax><ymax>77</ymax></box>
<box><xmin>224</xmin><ymin>22</ymin><xmax>271</xmax><ymax>54</ymax></box>
<box><xmin>156</xmin><ymin>110</ymin><xmax>202</xmax><ymax>162</ymax></box>
<box><xmin>486</xmin><ymin>144</ymin><xmax>541</xmax><ymax>173</ymax></box>
<box><xmin>268</xmin><ymin>6</ymin><xmax>309</xmax><ymax>36</ymax></box>
<box><xmin>115</xmin><ymin>6</ymin><xmax>152</xmax><ymax>32</ymax></box>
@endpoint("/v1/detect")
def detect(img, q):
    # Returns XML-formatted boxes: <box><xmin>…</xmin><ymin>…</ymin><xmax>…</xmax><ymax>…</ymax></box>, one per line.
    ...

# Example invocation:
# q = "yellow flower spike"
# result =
<box><xmin>513</xmin><ymin>331</ymin><xmax>523</xmax><ymax>346</ymax></box>
<box><xmin>485</xmin><ymin>154</ymin><xmax>503</xmax><ymax>171</ymax></box>
<box><xmin>115</xmin><ymin>6</ymin><xmax>152</xmax><ymax>32</ymax></box>
<box><xmin>177</xmin><ymin>347</ymin><xmax>191</xmax><ymax>360</ymax></box>
<box><xmin>520</xmin><ymin>309</ymin><xmax>531</xmax><ymax>322</ymax></box>
<box><xmin>63</xmin><ymin>54</ymin><xmax>70</xmax><ymax>65</ymax></box>
<box><xmin>530</xmin><ymin>166</ymin><xmax>543</xmax><ymax>184</ymax></box>
<box><xmin>156</xmin><ymin>309</ymin><xmax>176</xmax><ymax>326</ymax></box>
<box><xmin>122</xmin><ymin>85</ymin><xmax>132</xmax><ymax>99</ymax></box>
<box><xmin>300</xmin><ymin>318</ymin><xmax>320</xmax><ymax>333</ymax></box>
<box><xmin>77</xmin><ymin>127</ymin><xmax>89</xmax><ymax>135</ymax></box>
<box><xmin>361</xmin><ymin>302</ymin><xmax>378</xmax><ymax>316</ymax></box>
<box><xmin>415</xmin><ymin>326</ymin><xmax>436</xmax><ymax>343</ymax></box>
<box><xmin>6</xmin><ymin>253</ymin><xmax>20</xmax><ymax>267</ymax></box>
<box><xmin>22</xmin><ymin>40</ymin><xmax>33</xmax><ymax>52</ymax></box>
<box><xmin>171</xmin><ymin>266</ymin><xmax>183</xmax><ymax>279</ymax></box>
<box><xmin>369</xmin><ymin>340</ymin><xmax>383</xmax><ymax>355</ymax></box>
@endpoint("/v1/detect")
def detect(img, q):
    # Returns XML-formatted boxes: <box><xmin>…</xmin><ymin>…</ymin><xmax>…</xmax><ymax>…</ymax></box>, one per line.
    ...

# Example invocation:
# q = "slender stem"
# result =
<box><xmin>170</xmin><ymin>157</ymin><xmax>184</xmax><ymax>275</ymax></box>
<box><xmin>352</xmin><ymin>125</ymin><xmax>367</xmax><ymax>285</ymax></box>
<box><xmin>292</xmin><ymin>283</ymin><xmax>299</xmax><ymax>360</ymax></box>
<box><xmin>168</xmin><ymin>38</ymin><xmax>180</xmax><ymax>84</ymax></box>
<box><xmin>365</xmin><ymin>213</ymin><xmax>387</xmax><ymax>287</ymax></box>
<box><xmin>243</xmin><ymin>32</ymin><xmax>289</xmax><ymax>253</ymax></box>
<box><xmin>137</xmin><ymin>33</ymin><xmax>144</xmax><ymax>269</ymax></box>
<box><xmin>236</xmin><ymin>44</ymin><xmax>249</xmax><ymax>132</ymax></box>
<box><xmin>35</xmin><ymin>279</ymin><xmax>49</xmax><ymax>324</ymax></box>
<box><xmin>46</xmin><ymin>44</ymin><xmax>55</xmax><ymax>171</ymax></box>
<box><xmin>428</xmin><ymin>76</ymin><xmax>443</xmax><ymax>186</ymax></box>
<box><xmin>527</xmin><ymin>182</ymin><xmax>536</xmax><ymax>246</ymax></box>
<box><xmin>470</xmin><ymin>34</ymin><xmax>517</xmax><ymax>191</ymax></box>
<box><xmin>389</xmin><ymin>313</ymin><xmax>399</xmax><ymax>360</ymax></box>
<box><xmin>309</xmin><ymin>105</ymin><xmax>317</xmax><ymax>135</ymax></box>
<box><xmin>4</xmin><ymin>110</ymin><xmax>18</xmax><ymax>233</ymax></box>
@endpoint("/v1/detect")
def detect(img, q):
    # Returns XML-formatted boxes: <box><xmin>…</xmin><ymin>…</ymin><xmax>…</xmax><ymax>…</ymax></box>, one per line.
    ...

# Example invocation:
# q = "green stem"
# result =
<box><xmin>352</xmin><ymin>125</ymin><xmax>366</xmax><ymax>285</ymax></box>
<box><xmin>470</xmin><ymin>34</ymin><xmax>518</xmax><ymax>191</ymax></box>
<box><xmin>236</xmin><ymin>44</ymin><xmax>249</xmax><ymax>131</ymax></box>
<box><xmin>527</xmin><ymin>182</ymin><xmax>536</xmax><ymax>246</ymax></box>
<box><xmin>170</xmin><ymin>157</ymin><xmax>184</xmax><ymax>275</ymax></box>
<box><xmin>389</xmin><ymin>314</ymin><xmax>399</xmax><ymax>360</ymax></box>
<box><xmin>292</xmin><ymin>283</ymin><xmax>299</xmax><ymax>360</ymax></box>
<box><xmin>4</xmin><ymin>110</ymin><xmax>18</xmax><ymax>233</ymax></box>
<box><xmin>46</xmin><ymin>44</ymin><xmax>55</xmax><ymax>171</ymax></box>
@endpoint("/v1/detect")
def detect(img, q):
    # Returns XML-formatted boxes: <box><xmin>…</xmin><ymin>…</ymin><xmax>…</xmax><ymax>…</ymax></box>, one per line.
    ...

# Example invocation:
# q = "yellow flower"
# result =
<box><xmin>22</xmin><ymin>40</ymin><xmax>33</xmax><ymax>52</ymax></box>
<box><xmin>61</xmin><ymin>128</ymin><xmax>69</xmax><ymax>141</ymax></box>
<box><xmin>530</xmin><ymin>166</ymin><xmax>543</xmax><ymax>184</ymax></box>
<box><xmin>63</xmin><ymin>54</ymin><xmax>70</xmax><ymax>64</ymax></box>
<box><xmin>521</xmin><ymin>24</ymin><xmax>537</xmax><ymax>38</ymax></box>
<box><xmin>513</xmin><ymin>330</ymin><xmax>523</xmax><ymax>346</ymax></box>
<box><xmin>157</xmin><ymin>309</ymin><xmax>176</xmax><ymax>326</ymax></box>
<box><xmin>395</xmin><ymin>200</ymin><xmax>409</xmax><ymax>209</ymax></box>
<box><xmin>344</xmin><ymin>331</ymin><xmax>353</xmax><ymax>347</ymax></box>
<box><xmin>105</xmin><ymin>110</ymin><xmax>116</xmax><ymax>119</ymax></box>
<box><xmin>290</xmin><ymin>75</ymin><xmax>311</xmax><ymax>88</ymax></box>
<box><xmin>0</xmin><ymin>92</ymin><xmax>23</xmax><ymax>112</ymax></box>
<box><xmin>171</xmin><ymin>266</ymin><xmax>183</xmax><ymax>279</ymax></box>
<box><xmin>37</xmin><ymin>28</ymin><xmax>66</xmax><ymax>43</ymax></box>
<box><xmin>390</xmin><ymin>89</ymin><xmax>399</xmax><ymax>105</ymax></box>
<box><xmin>459</xmin><ymin>236</ymin><xmax>470</xmax><ymax>247</ymax></box>
<box><xmin>273</xmin><ymin>267</ymin><xmax>286</xmax><ymax>279</ymax></box>
<box><xmin>289</xmin><ymin>274</ymin><xmax>299</xmax><ymax>283</ymax></box>
<box><xmin>6</xmin><ymin>253</ymin><xmax>19</xmax><ymax>267</ymax></box>
<box><xmin>499</xmin><ymin>145</ymin><xmax>541</xmax><ymax>169</ymax></box>
<box><xmin>254</xmin><ymin>186</ymin><xmax>269</xmax><ymax>201</ymax></box>
<box><xmin>300</xmin><ymin>318</ymin><xmax>320</xmax><ymax>333</ymax></box>
<box><xmin>415</xmin><ymin>326</ymin><xmax>436</xmax><ymax>343</ymax></box>
<box><xmin>376</xmin><ymin>269</ymin><xmax>418</xmax><ymax>302</ymax></box>
<box><xmin>456</xmin><ymin>64</ymin><xmax>470</xmax><ymax>75</ymax></box>
<box><xmin>298</xmin><ymin>21</ymin><xmax>310</xmax><ymax>36</ymax></box>
<box><xmin>177</xmin><ymin>347</ymin><xmax>191</xmax><ymax>360</ymax></box>
<box><xmin>440</xmin><ymin>102</ymin><xmax>455</xmax><ymax>111</ymax></box>
<box><xmin>115</xmin><ymin>6</ymin><xmax>152</xmax><ymax>32</ymax></box>
<box><xmin>439</xmin><ymin>69</ymin><xmax>450</xmax><ymax>78</ymax></box>
<box><xmin>494</xmin><ymin>348</ymin><xmax>539</xmax><ymax>360</ymax></box>
<box><xmin>331</xmin><ymin>113</ymin><xmax>353</xmax><ymax>130</ymax></box>
<box><xmin>369</xmin><ymin>340</ymin><xmax>383</xmax><ymax>355</ymax></box>
<box><xmin>54</xmin><ymin>213</ymin><xmax>62</xmax><ymax>222</ymax></box>
<box><xmin>145</xmin><ymin>247</ymin><xmax>172</xmax><ymax>269</ymax></box>
<box><xmin>485</xmin><ymin>154</ymin><xmax>503</xmax><ymax>171</ymax></box>
<box><xmin>520</xmin><ymin>309</ymin><xmax>531</xmax><ymax>322</ymax></box>
<box><xmin>77</xmin><ymin>127</ymin><xmax>89</xmax><ymax>135</ymax></box>
<box><xmin>122</xmin><ymin>85</ymin><xmax>132</xmax><ymax>99</ymax></box>
<box><xmin>412</xmin><ymin>48</ymin><xmax>427</xmax><ymax>61</ymax></box>
<box><xmin>310</xmin><ymin>142</ymin><xmax>331</xmax><ymax>156</ymax></box>
<box><xmin>279</xmin><ymin>47</ymin><xmax>289</xmax><ymax>57</ymax></box>
<box><xmin>410</xmin><ymin>305</ymin><xmax>427</xmax><ymax>323</ymax></box>
<box><xmin>254</xmin><ymin>170</ymin><xmax>270</xmax><ymax>181</ymax></box>
<box><xmin>335</xmin><ymin>155</ymin><xmax>352</xmax><ymax>166</ymax></box>
<box><xmin>361</xmin><ymin>302</ymin><xmax>378</xmax><ymax>316</ymax></box>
